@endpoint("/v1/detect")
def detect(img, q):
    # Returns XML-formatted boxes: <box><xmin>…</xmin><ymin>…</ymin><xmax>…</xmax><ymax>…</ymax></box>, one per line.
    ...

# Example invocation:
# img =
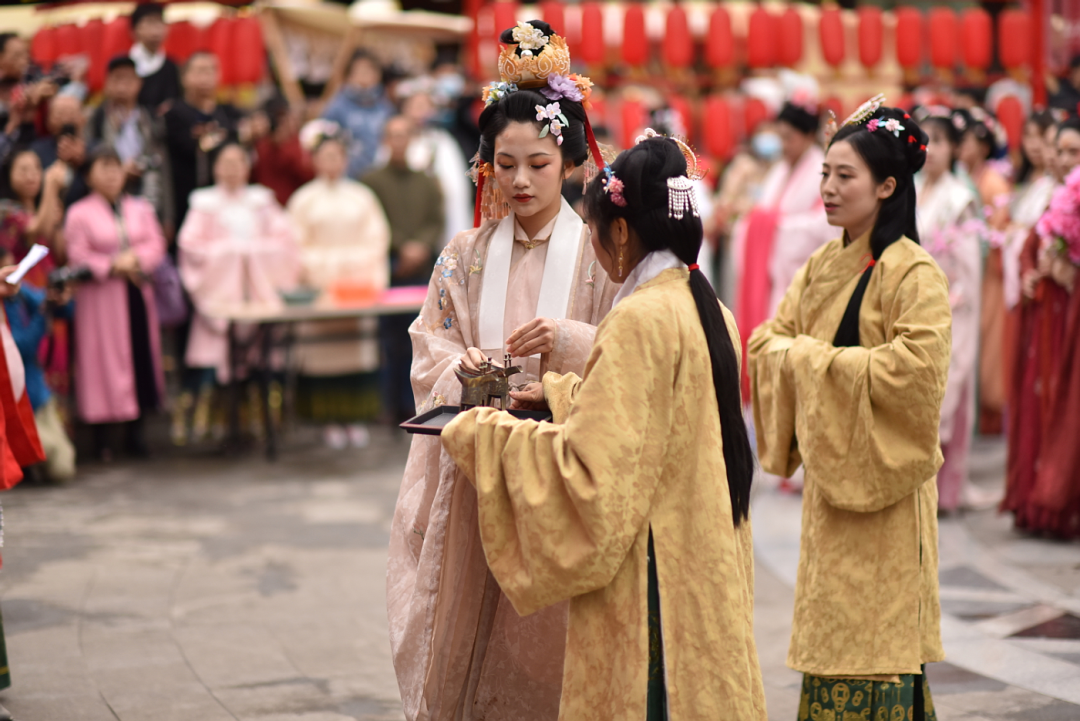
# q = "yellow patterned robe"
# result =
<box><xmin>748</xmin><ymin>232</ymin><xmax>951</xmax><ymax>677</ymax></box>
<box><xmin>443</xmin><ymin>269</ymin><xmax>767</xmax><ymax>721</ymax></box>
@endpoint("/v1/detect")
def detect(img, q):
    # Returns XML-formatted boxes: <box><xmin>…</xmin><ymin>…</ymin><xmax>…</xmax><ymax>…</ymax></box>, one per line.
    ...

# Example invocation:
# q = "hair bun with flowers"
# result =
<box><xmin>299</xmin><ymin>119</ymin><xmax>349</xmax><ymax>153</ymax></box>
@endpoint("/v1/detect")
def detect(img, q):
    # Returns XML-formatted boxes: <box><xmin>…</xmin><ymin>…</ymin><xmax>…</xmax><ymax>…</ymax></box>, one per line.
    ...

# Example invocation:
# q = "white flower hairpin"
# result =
<box><xmin>536</xmin><ymin>102</ymin><xmax>569</xmax><ymax>145</ymax></box>
<box><xmin>512</xmin><ymin>22</ymin><xmax>549</xmax><ymax>57</ymax></box>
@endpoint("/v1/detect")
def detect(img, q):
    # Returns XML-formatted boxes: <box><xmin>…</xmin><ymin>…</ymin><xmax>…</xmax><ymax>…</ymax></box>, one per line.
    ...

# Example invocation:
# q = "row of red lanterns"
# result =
<box><xmin>482</xmin><ymin>3</ymin><xmax>1033</xmax><ymax>74</ymax></box>
<box><xmin>30</xmin><ymin>15</ymin><xmax>265</xmax><ymax>92</ymax></box>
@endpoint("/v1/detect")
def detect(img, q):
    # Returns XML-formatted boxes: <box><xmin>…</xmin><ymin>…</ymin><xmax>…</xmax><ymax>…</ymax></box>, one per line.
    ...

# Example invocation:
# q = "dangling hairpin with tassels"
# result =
<box><xmin>634</xmin><ymin>127</ymin><xmax>703</xmax><ymax>219</ymax></box>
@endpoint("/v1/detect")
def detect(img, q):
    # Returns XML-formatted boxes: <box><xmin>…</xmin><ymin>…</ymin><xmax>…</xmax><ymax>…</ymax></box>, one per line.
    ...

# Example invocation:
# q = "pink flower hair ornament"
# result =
<box><xmin>602</xmin><ymin>166</ymin><xmax>627</xmax><ymax>207</ymax></box>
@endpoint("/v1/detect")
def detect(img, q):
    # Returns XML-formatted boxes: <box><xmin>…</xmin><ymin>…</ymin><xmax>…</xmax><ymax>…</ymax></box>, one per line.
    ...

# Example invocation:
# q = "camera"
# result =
<box><xmin>47</xmin><ymin>265</ymin><xmax>93</xmax><ymax>290</ymax></box>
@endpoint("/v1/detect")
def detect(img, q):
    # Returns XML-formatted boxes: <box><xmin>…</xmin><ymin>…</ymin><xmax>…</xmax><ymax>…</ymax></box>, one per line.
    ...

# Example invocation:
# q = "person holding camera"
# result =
<box><xmin>0</xmin><ymin>241</ymin><xmax>75</xmax><ymax>482</ymax></box>
<box><xmin>87</xmin><ymin>56</ymin><xmax>173</xmax><ymax>230</ymax></box>
<box><xmin>30</xmin><ymin>95</ymin><xmax>88</xmax><ymax>207</ymax></box>
<box><xmin>65</xmin><ymin>146</ymin><xmax>166</xmax><ymax>459</ymax></box>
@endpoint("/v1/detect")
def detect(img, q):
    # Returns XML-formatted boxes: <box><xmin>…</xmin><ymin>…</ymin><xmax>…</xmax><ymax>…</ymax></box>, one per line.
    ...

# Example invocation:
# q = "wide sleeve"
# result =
<box><xmin>442</xmin><ymin>307</ymin><xmax>673</xmax><ymax>616</ymax></box>
<box><xmin>548</xmin><ymin>319</ymin><xmax>598</xmax><ymax>376</ymax></box>
<box><xmin>938</xmin><ymin>206</ymin><xmax>983</xmax><ymax>442</ymax></box>
<box><xmin>778</xmin><ymin>261</ymin><xmax>951</xmax><ymax>512</ymax></box>
<box><xmin>747</xmin><ymin>262</ymin><xmax>807</xmax><ymax>479</ymax></box>
<box><xmin>408</xmin><ymin>236</ymin><xmax>472</xmax><ymax>409</ymax></box>
<box><xmin>177</xmin><ymin>205</ymin><xmax>232</xmax><ymax>301</ymax></box>
<box><xmin>64</xmin><ymin>206</ymin><xmax>114</xmax><ymax>282</ymax></box>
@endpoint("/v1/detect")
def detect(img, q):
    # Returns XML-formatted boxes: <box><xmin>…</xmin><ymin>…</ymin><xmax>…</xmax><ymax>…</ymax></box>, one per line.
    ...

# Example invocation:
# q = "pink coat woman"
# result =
<box><xmin>65</xmin><ymin>193</ymin><xmax>166</xmax><ymax>423</ymax></box>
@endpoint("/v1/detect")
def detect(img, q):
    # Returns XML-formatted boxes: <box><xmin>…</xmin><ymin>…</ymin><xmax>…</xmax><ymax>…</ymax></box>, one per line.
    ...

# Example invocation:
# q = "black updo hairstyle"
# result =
<box><xmin>912</xmin><ymin>105</ymin><xmax>960</xmax><ymax>172</ymax></box>
<box><xmin>582</xmin><ymin>138</ymin><xmax>754</xmax><ymax>527</ymax></box>
<box><xmin>954</xmin><ymin>107</ymin><xmax>1003</xmax><ymax>160</ymax></box>
<box><xmin>477</xmin><ymin>21</ymin><xmax>590</xmax><ymax>170</ymax></box>
<box><xmin>827</xmin><ymin>106</ymin><xmax>928</xmax><ymax>347</ymax></box>
<box><xmin>778</xmin><ymin>101</ymin><xmax>820</xmax><ymax>135</ymax></box>
<box><xmin>1017</xmin><ymin>109</ymin><xmax>1059</xmax><ymax>185</ymax></box>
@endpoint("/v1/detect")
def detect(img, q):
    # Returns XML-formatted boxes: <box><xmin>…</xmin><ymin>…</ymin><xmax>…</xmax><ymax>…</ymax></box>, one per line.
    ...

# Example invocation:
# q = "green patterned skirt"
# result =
<box><xmin>797</xmin><ymin>669</ymin><xmax>937</xmax><ymax>721</ymax></box>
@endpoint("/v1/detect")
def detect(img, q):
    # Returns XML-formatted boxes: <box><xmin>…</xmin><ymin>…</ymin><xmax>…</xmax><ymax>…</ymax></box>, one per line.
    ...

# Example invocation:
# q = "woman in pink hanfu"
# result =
<box><xmin>914</xmin><ymin>107</ymin><xmax>985</xmax><ymax>512</ymax></box>
<box><xmin>386</xmin><ymin>21</ymin><xmax>619</xmax><ymax>721</ymax></box>
<box><xmin>178</xmin><ymin>143</ymin><xmax>299</xmax><ymax>385</ymax></box>
<box><xmin>65</xmin><ymin>147</ymin><xmax>166</xmax><ymax>441</ymax></box>
<box><xmin>731</xmin><ymin>99</ymin><xmax>839</xmax><ymax>399</ymax></box>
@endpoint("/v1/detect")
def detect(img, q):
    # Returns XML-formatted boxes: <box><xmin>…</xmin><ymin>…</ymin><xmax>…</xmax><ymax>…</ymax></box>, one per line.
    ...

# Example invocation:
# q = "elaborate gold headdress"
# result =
<box><xmin>473</xmin><ymin>20</ymin><xmax>604</xmax><ymax>226</ymax></box>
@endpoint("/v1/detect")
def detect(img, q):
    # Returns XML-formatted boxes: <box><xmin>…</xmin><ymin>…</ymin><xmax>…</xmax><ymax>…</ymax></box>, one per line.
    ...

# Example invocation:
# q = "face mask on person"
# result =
<box><xmin>752</xmin><ymin>132</ymin><xmax>782</xmax><ymax>162</ymax></box>
<box><xmin>434</xmin><ymin>73</ymin><xmax>465</xmax><ymax>104</ymax></box>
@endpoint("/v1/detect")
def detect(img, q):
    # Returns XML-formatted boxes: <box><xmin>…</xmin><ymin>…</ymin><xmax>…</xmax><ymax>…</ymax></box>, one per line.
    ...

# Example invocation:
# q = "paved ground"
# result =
<box><xmin>0</xmin><ymin>428</ymin><xmax>1076</xmax><ymax>720</ymax></box>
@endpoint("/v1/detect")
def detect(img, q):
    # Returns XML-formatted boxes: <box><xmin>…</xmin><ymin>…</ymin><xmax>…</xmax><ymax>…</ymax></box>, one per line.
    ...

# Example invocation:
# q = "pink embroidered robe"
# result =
<box><xmin>916</xmin><ymin>172</ymin><xmax>984</xmax><ymax>511</ymax></box>
<box><xmin>387</xmin><ymin>213</ymin><xmax>618</xmax><ymax>721</ymax></box>
<box><xmin>65</xmin><ymin>193</ymin><xmax>166</xmax><ymax>423</ymax></box>
<box><xmin>178</xmin><ymin>184</ymin><xmax>300</xmax><ymax>382</ymax></box>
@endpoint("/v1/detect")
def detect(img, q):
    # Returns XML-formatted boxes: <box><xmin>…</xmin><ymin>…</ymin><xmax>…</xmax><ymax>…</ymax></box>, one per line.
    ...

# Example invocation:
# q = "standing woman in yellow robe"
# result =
<box><xmin>749</xmin><ymin>100</ymin><xmax>951</xmax><ymax>720</ymax></box>
<box><xmin>443</xmin><ymin>136</ymin><xmax>767</xmax><ymax>720</ymax></box>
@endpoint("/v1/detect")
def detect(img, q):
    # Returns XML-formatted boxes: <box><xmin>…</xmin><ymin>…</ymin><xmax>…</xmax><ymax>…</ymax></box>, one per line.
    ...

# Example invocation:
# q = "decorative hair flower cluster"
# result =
<box><xmin>541</xmin><ymin>73</ymin><xmax>593</xmax><ymax>105</ymax></box>
<box><xmin>602</xmin><ymin>166</ymin><xmax>627</xmax><ymax>207</ymax></box>
<box><xmin>511</xmin><ymin>22</ymin><xmax>549</xmax><ymax>56</ymax></box>
<box><xmin>299</xmin><ymin>119</ymin><xmax>346</xmax><ymax>152</ymax></box>
<box><xmin>482</xmin><ymin>80</ymin><xmax>519</xmax><ymax>108</ymax></box>
<box><xmin>1036</xmin><ymin>166</ymin><xmax>1080</xmax><ymax>264</ymax></box>
<box><xmin>866</xmin><ymin>117</ymin><xmax>905</xmax><ymax>138</ymax></box>
<box><xmin>536</xmin><ymin>102</ymin><xmax>570</xmax><ymax>145</ymax></box>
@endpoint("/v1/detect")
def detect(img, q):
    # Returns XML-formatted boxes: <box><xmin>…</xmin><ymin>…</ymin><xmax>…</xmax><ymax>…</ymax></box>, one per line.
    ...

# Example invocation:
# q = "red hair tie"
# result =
<box><xmin>687</xmin><ymin>263</ymin><xmax>700</xmax><ymax>271</ymax></box>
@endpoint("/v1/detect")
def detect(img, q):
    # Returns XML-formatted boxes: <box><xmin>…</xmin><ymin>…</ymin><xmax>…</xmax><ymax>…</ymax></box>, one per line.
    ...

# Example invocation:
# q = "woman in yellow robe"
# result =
<box><xmin>749</xmin><ymin>102</ymin><xmax>951</xmax><ymax>720</ymax></box>
<box><xmin>443</xmin><ymin>136</ymin><xmax>766</xmax><ymax>720</ymax></box>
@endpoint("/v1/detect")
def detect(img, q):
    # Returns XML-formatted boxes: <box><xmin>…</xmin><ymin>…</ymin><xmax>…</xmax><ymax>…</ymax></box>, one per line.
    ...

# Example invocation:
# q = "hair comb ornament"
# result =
<box><xmin>841</xmin><ymin>94</ymin><xmax>887</xmax><ymax>128</ymax></box>
<box><xmin>634</xmin><ymin>127</ymin><xmax>707</xmax><ymax>181</ymax></box>
<box><xmin>498</xmin><ymin>22</ymin><xmax>571</xmax><ymax>87</ymax></box>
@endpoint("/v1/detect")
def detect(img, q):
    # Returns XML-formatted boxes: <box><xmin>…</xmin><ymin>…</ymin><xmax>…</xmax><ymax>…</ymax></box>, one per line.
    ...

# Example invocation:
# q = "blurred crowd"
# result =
<box><xmin>1</xmin><ymin>3</ymin><xmax>1079</xmax><ymax>538</ymax></box>
<box><xmin>713</xmin><ymin>80</ymin><xmax>1080</xmax><ymax>537</ymax></box>
<box><xmin>0</xmin><ymin>3</ymin><xmax>481</xmax><ymax>477</ymax></box>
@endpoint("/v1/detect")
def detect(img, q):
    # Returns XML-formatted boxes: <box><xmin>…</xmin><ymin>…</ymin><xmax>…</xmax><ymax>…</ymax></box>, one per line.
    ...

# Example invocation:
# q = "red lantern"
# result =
<box><xmin>621</xmin><ymin>97</ymin><xmax>645</xmax><ymax>150</ymax></box>
<box><xmin>777</xmin><ymin>8</ymin><xmax>803</xmax><ymax>68</ymax></box>
<box><xmin>540</xmin><ymin>1</ymin><xmax>564</xmax><ymax>36</ymax></box>
<box><xmin>961</xmin><ymin>8</ymin><xmax>992</xmax><ymax>71</ymax></box>
<box><xmin>894</xmin><ymin>8</ymin><xmax>923</xmax><ymax>70</ymax></box>
<box><xmin>622</xmin><ymin>5</ymin><xmax>648</xmax><ymax>67</ymax></box>
<box><xmin>164</xmin><ymin>21</ymin><xmax>201</xmax><ymax>63</ymax></box>
<box><xmin>102</xmin><ymin>17</ymin><xmax>132</xmax><ymax>64</ymax></box>
<box><xmin>704</xmin><ymin>96</ymin><xmax>733</xmax><ymax>160</ymax></box>
<box><xmin>206</xmin><ymin>18</ymin><xmax>235</xmax><ymax>85</ymax></box>
<box><xmin>929</xmin><ymin>8</ymin><xmax>958</xmax><ymax>70</ymax></box>
<box><xmin>492</xmin><ymin>2</ymin><xmax>518</xmax><ymax>44</ymax></box>
<box><xmin>55</xmin><ymin>25</ymin><xmax>79</xmax><ymax>61</ymax></box>
<box><xmin>31</xmin><ymin>27</ymin><xmax>58</xmax><ymax>71</ymax></box>
<box><xmin>83</xmin><ymin>19</ymin><xmax>106</xmax><ymax>92</ymax></box>
<box><xmin>747</xmin><ymin>8</ymin><xmax>775</xmax><ymax>69</ymax></box>
<box><xmin>999</xmin><ymin>10</ymin><xmax>1032</xmax><ymax>70</ymax></box>
<box><xmin>579</xmin><ymin>2</ymin><xmax>605</xmax><ymax>66</ymax></box>
<box><xmin>706</xmin><ymin>7</ymin><xmax>734</xmax><ymax>69</ymax></box>
<box><xmin>819</xmin><ymin>8</ymin><xmax>845</xmax><ymax>68</ymax></box>
<box><xmin>744</xmin><ymin>97</ymin><xmax>769</xmax><ymax>137</ymax></box>
<box><xmin>996</xmin><ymin>96</ymin><xmax>1025</xmax><ymax>153</ymax></box>
<box><xmin>232</xmin><ymin>17</ymin><xmax>264</xmax><ymax>85</ymax></box>
<box><xmin>664</xmin><ymin>5</ymin><xmax>693</xmax><ymax>69</ymax></box>
<box><xmin>858</xmin><ymin>7</ymin><xmax>883</xmax><ymax>69</ymax></box>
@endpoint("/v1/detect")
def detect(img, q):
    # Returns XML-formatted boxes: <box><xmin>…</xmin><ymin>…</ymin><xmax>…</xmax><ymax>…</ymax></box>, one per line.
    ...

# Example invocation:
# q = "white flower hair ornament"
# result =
<box><xmin>512</xmin><ymin>22</ymin><xmax>549</xmax><ymax>57</ymax></box>
<box><xmin>536</xmin><ymin>102</ymin><xmax>570</xmax><ymax>145</ymax></box>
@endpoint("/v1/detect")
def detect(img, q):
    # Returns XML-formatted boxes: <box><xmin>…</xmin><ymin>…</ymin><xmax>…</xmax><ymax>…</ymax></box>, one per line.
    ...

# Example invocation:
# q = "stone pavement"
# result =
<box><xmin>0</xmin><ymin>428</ymin><xmax>1076</xmax><ymax>720</ymax></box>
